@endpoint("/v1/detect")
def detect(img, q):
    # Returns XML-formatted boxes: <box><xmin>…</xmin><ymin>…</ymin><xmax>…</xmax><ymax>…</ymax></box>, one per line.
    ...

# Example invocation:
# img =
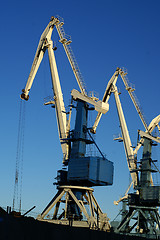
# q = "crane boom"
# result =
<box><xmin>20</xmin><ymin>18</ymin><xmax>59</xmax><ymax>100</ymax></box>
<box><xmin>20</xmin><ymin>17</ymin><xmax>69</xmax><ymax>164</ymax></box>
<box><xmin>113</xmin><ymin>84</ymin><xmax>138</xmax><ymax>188</ymax></box>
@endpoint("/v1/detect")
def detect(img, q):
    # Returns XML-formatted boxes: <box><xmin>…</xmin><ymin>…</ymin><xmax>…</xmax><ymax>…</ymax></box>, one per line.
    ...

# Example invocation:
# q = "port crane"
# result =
<box><xmin>91</xmin><ymin>67</ymin><xmax>160</xmax><ymax>237</ymax></box>
<box><xmin>21</xmin><ymin>16</ymin><xmax>113</xmax><ymax>230</ymax></box>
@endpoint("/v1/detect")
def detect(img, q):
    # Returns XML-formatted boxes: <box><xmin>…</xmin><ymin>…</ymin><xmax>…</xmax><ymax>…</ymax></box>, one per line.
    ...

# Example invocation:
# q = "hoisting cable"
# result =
<box><xmin>13</xmin><ymin>99</ymin><xmax>26</xmax><ymax>213</ymax></box>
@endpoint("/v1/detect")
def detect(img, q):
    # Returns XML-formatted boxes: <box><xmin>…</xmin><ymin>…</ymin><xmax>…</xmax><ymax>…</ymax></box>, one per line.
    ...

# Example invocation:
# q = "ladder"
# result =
<box><xmin>55</xmin><ymin>17</ymin><xmax>87</xmax><ymax>96</ymax></box>
<box><xmin>120</xmin><ymin>68</ymin><xmax>148</xmax><ymax>131</ymax></box>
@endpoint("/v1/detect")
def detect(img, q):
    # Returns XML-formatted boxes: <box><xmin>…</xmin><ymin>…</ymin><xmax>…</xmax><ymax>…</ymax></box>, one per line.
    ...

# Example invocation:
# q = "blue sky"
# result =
<box><xmin>0</xmin><ymin>0</ymin><xmax>160</xmax><ymax>220</ymax></box>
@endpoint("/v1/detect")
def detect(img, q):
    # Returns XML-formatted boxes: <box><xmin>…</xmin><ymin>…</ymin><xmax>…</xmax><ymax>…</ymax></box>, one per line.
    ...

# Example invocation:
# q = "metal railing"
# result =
<box><xmin>55</xmin><ymin>18</ymin><xmax>87</xmax><ymax>96</ymax></box>
<box><xmin>120</xmin><ymin>68</ymin><xmax>148</xmax><ymax>131</ymax></box>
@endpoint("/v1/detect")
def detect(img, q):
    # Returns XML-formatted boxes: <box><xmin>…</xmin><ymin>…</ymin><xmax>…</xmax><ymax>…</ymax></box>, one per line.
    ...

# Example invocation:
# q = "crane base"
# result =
<box><xmin>37</xmin><ymin>185</ymin><xmax>110</xmax><ymax>231</ymax></box>
<box><xmin>115</xmin><ymin>204</ymin><xmax>160</xmax><ymax>236</ymax></box>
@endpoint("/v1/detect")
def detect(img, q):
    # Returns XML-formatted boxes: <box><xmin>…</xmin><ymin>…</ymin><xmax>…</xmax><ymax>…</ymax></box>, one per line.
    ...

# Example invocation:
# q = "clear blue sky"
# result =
<box><xmin>0</xmin><ymin>0</ymin><xmax>160</xmax><ymax>220</ymax></box>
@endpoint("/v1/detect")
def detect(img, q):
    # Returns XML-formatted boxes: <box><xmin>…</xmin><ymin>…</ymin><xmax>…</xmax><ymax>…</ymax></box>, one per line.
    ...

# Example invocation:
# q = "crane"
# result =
<box><xmin>89</xmin><ymin>66</ymin><xmax>160</xmax><ymax>235</ymax></box>
<box><xmin>96</xmin><ymin>68</ymin><xmax>160</xmax><ymax>236</ymax></box>
<box><xmin>21</xmin><ymin>16</ymin><xmax>113</xmax><ymax>230</ymax></box>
